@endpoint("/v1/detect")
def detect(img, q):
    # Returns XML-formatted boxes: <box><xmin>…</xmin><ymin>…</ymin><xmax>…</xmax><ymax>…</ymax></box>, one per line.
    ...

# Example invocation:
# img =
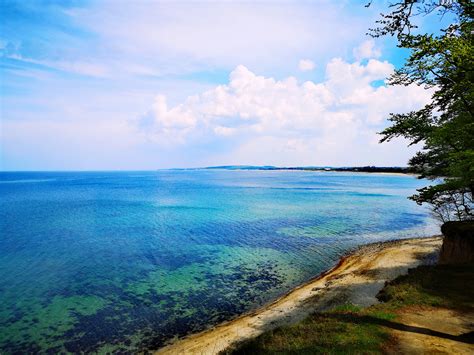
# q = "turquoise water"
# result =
<box><xmin>0</xmin><ymin>170</ymin><xmax>438</xmax><ymax>352</ymax></box>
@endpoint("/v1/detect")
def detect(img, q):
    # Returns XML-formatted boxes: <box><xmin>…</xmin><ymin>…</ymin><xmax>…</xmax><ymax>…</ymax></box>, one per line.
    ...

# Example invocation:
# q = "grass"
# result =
<box><xmin>377</xmin><ymin>264</ymin><xmax>474</xmax><ymax>309</ymax></box>
<box><xmin>225</xmin><ymin>263</ymin><xmax>474</xmax><ymax>354</ymax></box>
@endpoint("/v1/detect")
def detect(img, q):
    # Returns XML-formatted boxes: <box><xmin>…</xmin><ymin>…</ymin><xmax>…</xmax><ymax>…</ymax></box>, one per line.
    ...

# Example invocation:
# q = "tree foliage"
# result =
<box><xmin>370</xmin><ymin>0</ymin><xmax>473</xmax><ymax>221</ymax></box>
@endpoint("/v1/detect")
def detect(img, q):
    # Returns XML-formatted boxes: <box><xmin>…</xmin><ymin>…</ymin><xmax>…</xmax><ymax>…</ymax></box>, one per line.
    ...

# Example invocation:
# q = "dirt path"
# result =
<box><xmin>156</xmin><ymin>236</ymin><xmax>442</xmax><ymax>355</ymax></box>
<box><xmin>387</xmin><ymin>307</ymin><xmax>474</xmax><ymax>354</ymax></box>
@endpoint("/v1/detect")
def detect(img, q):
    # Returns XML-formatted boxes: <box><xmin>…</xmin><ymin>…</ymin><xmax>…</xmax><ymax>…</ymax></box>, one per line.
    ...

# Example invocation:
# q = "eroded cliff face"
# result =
<box><xmin>439</xmin><ymin>221</ymin><xmax>474</xmax><ymax>264</ymax></box>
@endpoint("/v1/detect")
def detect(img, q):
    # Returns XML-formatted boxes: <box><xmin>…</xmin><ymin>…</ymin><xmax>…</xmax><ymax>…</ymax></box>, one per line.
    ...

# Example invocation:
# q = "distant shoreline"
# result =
<box><xmin>194</xmin><ymin>165</ymin><xmax>417</xmax><ymax>175</ymax></box>
<box><xmin>1</xmin><ymin>167</ymin><xmax>416</xmax><ymax>175</ymax></box>
<box><xmin>156</xmin><ymin>236</ymin><xmax>442</xmax><ymax>354</ymax></box>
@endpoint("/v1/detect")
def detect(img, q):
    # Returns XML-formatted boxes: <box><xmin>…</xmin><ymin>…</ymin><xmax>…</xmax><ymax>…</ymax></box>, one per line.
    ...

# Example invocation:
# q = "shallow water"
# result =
<box><xmin>0</xmin><ymin>170</ymin><xmax>438</xmax><ymax>352</ymax></box>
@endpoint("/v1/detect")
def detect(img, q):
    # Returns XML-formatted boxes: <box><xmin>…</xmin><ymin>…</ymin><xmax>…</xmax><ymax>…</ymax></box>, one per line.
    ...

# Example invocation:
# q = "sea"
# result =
<box><xmin>0</xmin><ymin>170</ymin><xmax>439</xmax><ymax>353</ymax></box>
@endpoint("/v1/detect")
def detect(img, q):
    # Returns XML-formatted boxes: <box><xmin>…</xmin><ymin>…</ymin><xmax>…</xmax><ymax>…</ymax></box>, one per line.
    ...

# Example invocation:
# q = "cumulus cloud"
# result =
<box><xmin>353</xmin><ymin>40</ymin><xmax>382</xmax><ymax>61</ymax></box>
<box><xmin>138</xmin><ymin>95</ymin><xmax>197</xmax><ymax>144</ymax></box>
<box><xmin>2</xmin><ymin>1</ymin><xmax>433</xmax><ymax>170</ymax></box>
<box><xmin>299</xmin><ymin>59</ymin><xmax>315</xmax><ymax>71</ymax></box>
<box><xmin>138</xmin><ymin>57</ymin><xmax>432</xmax><ymax>166</ymax></box>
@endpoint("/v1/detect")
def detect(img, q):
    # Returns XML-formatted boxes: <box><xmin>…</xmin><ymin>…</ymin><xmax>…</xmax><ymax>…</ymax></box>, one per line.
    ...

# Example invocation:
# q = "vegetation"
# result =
<box><xmin>370</xmin><ymin>0</ymin><xmax>474</xmax><ymax>221</ymax></box>
<box><xmin>329</xmin><ymin>166</ymin><xmax>410</xmax><ymax>173</ymax></box>
<box><xmin>226</xmin><ymin>263</ymin><xmax>474</xmax><ymax>354</ymax></box>
<box><xmin>226</xmin><ymin>304</ymin><xmax>392</xmax><ymax>354</ymax></box>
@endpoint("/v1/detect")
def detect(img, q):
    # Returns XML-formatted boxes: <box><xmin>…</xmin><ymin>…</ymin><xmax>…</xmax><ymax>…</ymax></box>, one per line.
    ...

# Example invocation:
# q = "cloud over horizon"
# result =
<box><xmin>137</xmin><ymin>55</ymin><xmax>431</xmax><ymax>167</ymax></box>
<box><xmin>1</xmin><ymin>1</ymin><xmax>442</xmax><ymax>170</ymax></box>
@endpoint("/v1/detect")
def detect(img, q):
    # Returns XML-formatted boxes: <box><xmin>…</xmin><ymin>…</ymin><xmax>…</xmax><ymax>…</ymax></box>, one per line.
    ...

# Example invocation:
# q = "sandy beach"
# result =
<box><xmin>157</xmin><ymin>236</ymin><xmax>443</xmax><ymax>354</ymax></box>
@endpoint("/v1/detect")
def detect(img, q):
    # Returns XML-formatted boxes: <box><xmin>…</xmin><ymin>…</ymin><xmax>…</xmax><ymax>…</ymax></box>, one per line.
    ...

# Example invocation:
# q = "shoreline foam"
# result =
<box><xmin>156</xmin><ymin>236</ymin><xmax>442</xmax><ymax>354</ymax></box>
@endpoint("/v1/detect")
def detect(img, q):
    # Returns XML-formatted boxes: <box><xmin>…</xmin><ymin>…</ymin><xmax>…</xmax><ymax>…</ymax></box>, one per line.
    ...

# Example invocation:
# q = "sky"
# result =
<box><xmin>0</xmin><ymin>0</ymin><xmax>447</xmax><ymax>170</ymax></box>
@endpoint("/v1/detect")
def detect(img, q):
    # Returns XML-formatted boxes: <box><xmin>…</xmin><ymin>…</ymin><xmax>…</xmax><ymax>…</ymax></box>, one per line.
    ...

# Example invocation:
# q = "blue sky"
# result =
<box><xmin>0</xmin><ymin>0</ymin><xmax>449</xmax><ymax>170</ymax></box>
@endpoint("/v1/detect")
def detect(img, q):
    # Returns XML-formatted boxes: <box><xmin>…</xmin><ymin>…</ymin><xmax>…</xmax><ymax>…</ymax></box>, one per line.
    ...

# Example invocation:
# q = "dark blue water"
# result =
<box><xmin>0</xmin><ymin>170</ymin><xmax>438</xmax><ymax>352</ymax></box>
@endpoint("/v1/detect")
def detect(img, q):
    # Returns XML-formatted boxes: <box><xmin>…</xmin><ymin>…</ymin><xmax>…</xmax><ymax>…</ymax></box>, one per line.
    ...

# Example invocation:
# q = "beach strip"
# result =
<box><xmin>156</xmin><ymin>236</ymin><xmax>442</xmax><ymax>355</ymax></box>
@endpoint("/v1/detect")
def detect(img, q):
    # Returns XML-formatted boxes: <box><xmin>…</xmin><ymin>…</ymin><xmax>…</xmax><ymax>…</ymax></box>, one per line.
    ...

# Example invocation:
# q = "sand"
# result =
<box><xmin>156</xmin><ymin>236</ymin><xmax>443</xmax><ymax>355</ymax></box>
<box><xmin>388</xmin><ymin>307</ymin><xmax>474</xmax><ymax>354</ymax></box>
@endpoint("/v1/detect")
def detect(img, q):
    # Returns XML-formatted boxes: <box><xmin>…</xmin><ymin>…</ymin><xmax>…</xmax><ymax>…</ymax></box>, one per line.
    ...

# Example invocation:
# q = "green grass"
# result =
<box><xmin>225</xmin><ymin>304</ymin><xmax>392</xmax><ymax>354</ymax></box>
<box><xmin>225</xmin><ymin>263</ymin><xmax>474</xmax><ymax>354</ymax></box>
<box><xmin>377</xmin><ymin>264</ymin><xmax>474</xmax><ymax>309</ymax></box>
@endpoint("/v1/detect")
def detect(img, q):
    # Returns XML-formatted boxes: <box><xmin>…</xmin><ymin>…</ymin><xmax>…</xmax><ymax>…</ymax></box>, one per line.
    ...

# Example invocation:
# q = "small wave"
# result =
<box><xmin>0</xmin><ymin>179</ymin><xmax>57</xmax><ymax>184</ymax></box>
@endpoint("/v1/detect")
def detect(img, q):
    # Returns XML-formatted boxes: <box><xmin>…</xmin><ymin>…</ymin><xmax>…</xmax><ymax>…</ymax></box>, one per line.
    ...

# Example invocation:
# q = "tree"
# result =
<box><xmin>369</xmin><ymin>0</ymin><xmax>473</xmax><ymax>221</ymax></box>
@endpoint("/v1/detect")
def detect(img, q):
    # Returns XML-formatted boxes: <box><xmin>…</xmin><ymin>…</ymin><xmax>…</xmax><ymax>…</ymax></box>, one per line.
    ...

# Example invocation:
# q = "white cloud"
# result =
<box><xmin>2</xmin><ymin>1</ymin><xmax>432</xmax><ymax>170</ymax></box>
<box><xmin>353</xmin><ymin>40</ymin><xmax>382</xmax><ymax>61</ymax></box>
<box><xmin>5</xmin><ymin>54</ymin><xmax>109</xmax><ymax>78</ymax></box>
<box><xmin>214</xmin><ymin>126</ymin><xmax>236</xmax><ymax>137</ymax></box>
<box><xmin>299</xmin><ymin>59</ymin><xmax>315</xmax><ymax>71</ymax></box>
<box><xmin>138</xmin><ymin>95</ymin><xmax>197</xmax><ymax>144</ymax></box>
<box><xmin>64</xmin><ymin>2</ymin><xmax>373</xmax><ymax>75</ymax></box>
<box><xmin>138</xmin><ymin>56</ymin><xmax>432</xmax><ymax>166</ymax></box>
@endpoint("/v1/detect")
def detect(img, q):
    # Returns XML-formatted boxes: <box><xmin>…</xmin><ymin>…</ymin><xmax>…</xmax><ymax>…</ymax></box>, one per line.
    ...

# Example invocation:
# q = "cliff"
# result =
<box><xmin>439</xmin><ymin>221</ymin><xmax>474</xmax><ymax>264</ymax></box>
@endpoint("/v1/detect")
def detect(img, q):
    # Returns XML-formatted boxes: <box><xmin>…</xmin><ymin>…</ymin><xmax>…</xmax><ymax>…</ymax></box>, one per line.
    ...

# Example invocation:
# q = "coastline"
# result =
<box><xmin>196</xmin><ymin>167</ymin><xmax>418</xmax><ymax>177</ymax></box>
<box><xmin>156</xmin><ymin>236</ymin><xmax>443</xmax><ymax>354</ymax></box>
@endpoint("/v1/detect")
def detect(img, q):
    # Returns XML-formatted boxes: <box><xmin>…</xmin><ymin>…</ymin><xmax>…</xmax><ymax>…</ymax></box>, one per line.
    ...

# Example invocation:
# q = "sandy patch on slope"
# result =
<box><xmin>387</xmin><ymin>307</ymin><xmax>474</xmax><ymax>354</ymax></box>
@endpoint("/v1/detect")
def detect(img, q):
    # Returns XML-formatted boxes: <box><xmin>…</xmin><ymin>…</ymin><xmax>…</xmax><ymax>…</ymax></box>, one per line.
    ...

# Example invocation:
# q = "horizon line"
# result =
<box><xmin>0</xmin><ymin>164</ymin><xmax>409</xmax><ymax>173</ymax></box>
